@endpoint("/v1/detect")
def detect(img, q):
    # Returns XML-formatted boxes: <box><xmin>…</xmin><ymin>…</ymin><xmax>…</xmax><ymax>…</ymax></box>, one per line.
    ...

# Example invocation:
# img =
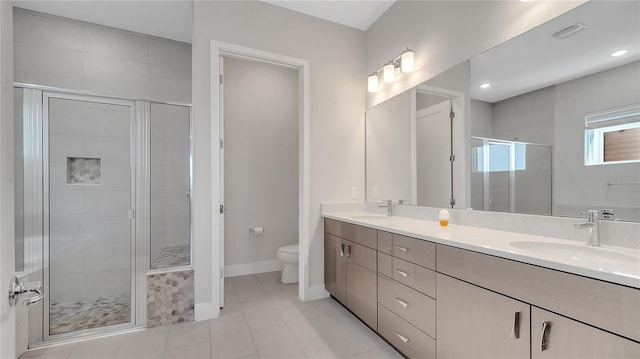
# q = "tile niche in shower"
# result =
<box><xmin>66</xmin><ymin>157</ymin><xmax>102</xmax><ymax>185</ymax></box>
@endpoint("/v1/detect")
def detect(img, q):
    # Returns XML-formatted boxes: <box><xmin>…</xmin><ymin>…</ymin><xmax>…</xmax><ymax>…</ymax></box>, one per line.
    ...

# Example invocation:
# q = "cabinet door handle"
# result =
<box><xmin>394</xmin><ymin>245</ymin><xmax>409</xmax><ymax>252</ymax></box>
<box><xmin>394</xmin><ymin>332</ymin><xmax>409</xmax><ymax>344</ymax></box>
<box><xmin>540</xmin><ymin>321</ymin><xmax>550</xmax><ymax>352</ymax></box>
<box><xmin>345</xmin><ymin>244</ymin><xmax>351</xmax><ymax>257</ymax></box>
<box><xmin>394</xmin><ymin>269</ymin><xmax>409</xmax><ymax>278</ymax></box>
<box><xmin>510</xmin><ymin>311</ymin><xmax>520</xmax><ymax>339</ymax></box>
<box><xmin>340</xmin><ymin>243</ymin><xmax>344</xmax><ymax>257</ymax></box>
<box><xmin>393</xmin><ymin>297</ymin><xmax>409</xmax><ymax>308</ymax></box>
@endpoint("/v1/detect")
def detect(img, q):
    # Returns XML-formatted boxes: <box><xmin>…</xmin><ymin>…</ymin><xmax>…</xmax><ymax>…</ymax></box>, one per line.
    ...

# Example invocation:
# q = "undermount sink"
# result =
<box><xmin>351</xmin><ymin>215</ymin><xmax>388</xmax><ymax>220</ymax></box>
<box><xmin>510</xmin><ymin>241</ymin><xmax>639</xmax><ymax>264</ymax></box>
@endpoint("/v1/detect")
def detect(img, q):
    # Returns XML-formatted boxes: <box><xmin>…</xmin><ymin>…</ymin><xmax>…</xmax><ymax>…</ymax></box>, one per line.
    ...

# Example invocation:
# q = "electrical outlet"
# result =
<box><xmin>372</xmin><ymin>186</ymin><xmax>379</xmax><ymax>199</ymax></box>
<box><xmin>351</xmin><ymin>187</ymin><xmax>358</xmax><ymax>200</ymax></box>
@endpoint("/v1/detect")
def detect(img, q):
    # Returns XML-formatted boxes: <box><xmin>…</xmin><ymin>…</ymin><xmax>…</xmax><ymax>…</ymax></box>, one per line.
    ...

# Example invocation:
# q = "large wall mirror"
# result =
<box><xmin>365</xmin><ymin>0</ymin><xmax>640</xmax><ymax>222</ymax></box>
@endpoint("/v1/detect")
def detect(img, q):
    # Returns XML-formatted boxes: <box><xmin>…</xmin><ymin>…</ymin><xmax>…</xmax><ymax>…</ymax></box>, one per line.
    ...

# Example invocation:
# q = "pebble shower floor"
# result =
<box><xmin>49</xmin><ymin>295</ymin><xmax>130</xmax><ymax>335</ymax></box>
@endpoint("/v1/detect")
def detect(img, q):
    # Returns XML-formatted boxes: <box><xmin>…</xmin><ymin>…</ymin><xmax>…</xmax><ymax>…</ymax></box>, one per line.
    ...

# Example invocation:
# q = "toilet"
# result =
<box><xmin>277</xmin><ymin>244</ymin><xmax>299</xmax><ymax>284</ymax></box>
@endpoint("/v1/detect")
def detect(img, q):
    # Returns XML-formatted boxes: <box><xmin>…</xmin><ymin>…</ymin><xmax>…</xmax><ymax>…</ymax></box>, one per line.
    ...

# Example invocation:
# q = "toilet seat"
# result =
<box><xmin>278</xmin><ymin>244</ymin><xmax>299</xmax><ymax>254</ymax></box>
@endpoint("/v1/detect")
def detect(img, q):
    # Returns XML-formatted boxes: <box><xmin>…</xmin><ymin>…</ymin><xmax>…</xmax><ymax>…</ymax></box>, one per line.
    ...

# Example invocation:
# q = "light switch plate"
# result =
<box><xmin>372</xmin><ymin>186</ymin><xmax>379</xmax><ymax>199</ymax></box>
<box><xmin>351</xmin><ymin>187</ymin><xmax>358</xmax><ymax>200</ymax></box>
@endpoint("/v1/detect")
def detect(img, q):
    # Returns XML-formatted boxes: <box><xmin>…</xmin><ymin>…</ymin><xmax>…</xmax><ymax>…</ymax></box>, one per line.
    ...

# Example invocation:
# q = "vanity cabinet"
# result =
<box><xmin>437</xmin><ymin>273</ymin><xmax>530</xmax><ymax>359</ymax></box>
<box><xmin>324</xmin><ymin>217</ymin><xmax>640</xmax><ymax>359</ymax></box>
<box><xmin>532</xmin><ymin>308</ymin><xmax>640</xmax><ymax>358</ymax></box>
<box><xmin>324</xmin><ymin>219</ymin><xmax>377</xmax><ymax>329</ymax></box>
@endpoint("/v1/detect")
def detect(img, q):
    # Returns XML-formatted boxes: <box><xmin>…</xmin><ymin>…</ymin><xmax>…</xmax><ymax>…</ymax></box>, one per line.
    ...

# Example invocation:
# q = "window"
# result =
<box><xmin>584</xmin><ymin>104</ymin><xmax>640</xmax><ymax>165</ymax></box>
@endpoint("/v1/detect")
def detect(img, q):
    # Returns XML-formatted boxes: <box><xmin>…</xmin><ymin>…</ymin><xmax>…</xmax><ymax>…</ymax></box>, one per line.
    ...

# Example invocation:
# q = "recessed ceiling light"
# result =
<box><xmin>520</xmin><ymin>0</ymin><xmax>530</xmax><ymax>2</ymax></box>
<box><xmin>480</xmin><ymin>83</ymin><xmax>491</xmax><ymax>89</ymax></box>
<box><xmin>611</xmin><ymin>50</ymin><xmax>628</xmax><ymax>57</ymax></box>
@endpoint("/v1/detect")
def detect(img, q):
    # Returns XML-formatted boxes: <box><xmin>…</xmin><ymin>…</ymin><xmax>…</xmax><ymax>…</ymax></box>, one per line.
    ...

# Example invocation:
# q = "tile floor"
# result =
<box><xmin>19</xmin><ymin>272</ymin><xmax>403</xmax><ymax>359</ymax></box>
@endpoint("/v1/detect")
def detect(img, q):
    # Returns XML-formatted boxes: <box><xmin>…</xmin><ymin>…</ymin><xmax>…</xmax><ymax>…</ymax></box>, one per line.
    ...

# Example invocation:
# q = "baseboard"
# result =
<box><xmin>195</xmin><ymin>302</ymin><xmax>219</xmax><ymax>321</ymax></box>
<box><xmin>224</xmin><ymin>260</ymin><xmax>283</xmax><ymax>278</ymax></box>
<box><xmin>308</xmin><ymin>284</ymin><xmax>330</xmax><ymax>301</ymax></box>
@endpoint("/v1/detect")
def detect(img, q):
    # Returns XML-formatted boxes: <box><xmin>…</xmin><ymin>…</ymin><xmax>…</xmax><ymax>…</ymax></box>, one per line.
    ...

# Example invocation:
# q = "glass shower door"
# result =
<box><xmin>45</xmin><ymin>94</ymin><xmax>135</xmax><ymax>337</ymax></box>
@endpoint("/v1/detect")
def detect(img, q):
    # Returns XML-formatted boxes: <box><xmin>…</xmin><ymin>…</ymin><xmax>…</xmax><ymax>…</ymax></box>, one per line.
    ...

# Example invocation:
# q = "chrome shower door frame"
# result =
<box><xmin>42</xmin><ymin>91</ymin><xmax>138</xmax><ymax>341</ymax></box>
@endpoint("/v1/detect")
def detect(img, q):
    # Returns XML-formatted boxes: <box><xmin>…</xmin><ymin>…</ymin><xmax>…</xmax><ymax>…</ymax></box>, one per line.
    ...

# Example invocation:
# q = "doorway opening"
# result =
<box><xmin>211</xmin><ymin>41</ymin><xmax>310</xmax><ymax>309</ymax></box>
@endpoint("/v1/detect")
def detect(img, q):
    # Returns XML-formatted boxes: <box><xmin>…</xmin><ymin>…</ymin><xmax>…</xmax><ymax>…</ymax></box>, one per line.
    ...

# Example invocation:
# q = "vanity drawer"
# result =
<box><xmin>378</xmin><ymin>231</ymin><xmax>435</xmax><ymax>269</ymax></box>
<box><xmin>378</xmin><ymin>274</ymin><xmax>436</xmax><ymax>337</ymax></box>
<box><xmin>378</xmin><ymin>252</ymin><xmax>436</xmax><ymax>298</ymax></box>
<box><xmin>324</xmin><ymin>219</ymin><xmax>377</xmax><ymax>249</ymax></box>
<box><xmin>378</xmin><ymin>304</ymin><xmax>436</xmax><ymax>359</ymax></box>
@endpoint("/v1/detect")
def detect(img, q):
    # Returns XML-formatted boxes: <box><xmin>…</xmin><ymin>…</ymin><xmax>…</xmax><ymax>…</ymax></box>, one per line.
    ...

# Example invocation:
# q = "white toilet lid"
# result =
<box><xmin>278</xmin><ymin>244</ymin><xmax>299</xmax><ymax>254</ymax></box>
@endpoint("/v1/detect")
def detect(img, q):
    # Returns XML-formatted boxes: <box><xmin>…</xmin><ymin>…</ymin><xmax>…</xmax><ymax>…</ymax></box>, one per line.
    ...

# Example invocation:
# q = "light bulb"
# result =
<box><xmin>401</xmin><ymin>50</ymin><xmax>414</xmax><ymax>72</ymax></box>
<box><xmin>368</xmin><ymin>74</ymin><xmax>378</xmax><ymax>92</ymax></box>
<box><xmin>383</xmin><ymin>63</ymin><xmax>395</xmax><ymax>83</ymax></box>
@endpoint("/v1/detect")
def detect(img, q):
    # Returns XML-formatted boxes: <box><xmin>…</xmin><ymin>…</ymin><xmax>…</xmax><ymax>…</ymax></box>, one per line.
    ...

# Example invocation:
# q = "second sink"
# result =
<box><xmin>510</xmin><ymin>241</ymin><xmax>639</xmax><ymax>264</ymax></box>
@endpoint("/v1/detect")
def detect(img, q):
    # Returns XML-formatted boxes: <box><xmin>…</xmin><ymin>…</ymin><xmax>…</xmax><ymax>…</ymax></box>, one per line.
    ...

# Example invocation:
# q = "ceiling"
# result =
<box><xmin>471</xmin><ymin>0</ymin><xmax>640</xmax><ymax>103</ymax></box>
<box><xmin>12</xmin><ymin>0</ymin><xmax>396</xmax><ymax>44</ymax></box>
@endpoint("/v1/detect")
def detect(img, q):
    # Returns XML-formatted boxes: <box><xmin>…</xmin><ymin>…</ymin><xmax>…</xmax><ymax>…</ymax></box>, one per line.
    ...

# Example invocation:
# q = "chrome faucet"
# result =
<box><xmin>379</xmin><ymin>199</ymin><xmax>393</xmax><ymax>217</ymax></box>
<box><xmin>574</xmin><ymin>210</ymin><xmax>600</xmax><ymax>247</ymax></box>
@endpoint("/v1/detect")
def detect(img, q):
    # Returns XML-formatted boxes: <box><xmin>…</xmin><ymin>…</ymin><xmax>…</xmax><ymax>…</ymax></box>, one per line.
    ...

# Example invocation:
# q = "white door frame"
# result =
<box><xmin>210</xmin><ymin>41</ymin><xmax>311</xmax><ymax>308</ymax></box>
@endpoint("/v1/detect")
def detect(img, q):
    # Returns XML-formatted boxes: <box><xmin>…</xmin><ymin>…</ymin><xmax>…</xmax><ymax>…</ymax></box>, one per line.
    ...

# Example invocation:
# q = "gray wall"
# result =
<box><xmin>492</xmin><ymin>86</ymin><xmax>555</xmax><ymax>145</ymax></box>
<box><xmin>470</xmin><ymin>99</ymin><xmax>493</xmax><ymax>138</ymax></box>
<box><xmin>554</xmin><ymin>61</ymin><xmax>640</xmax><ymax>220</ymax></box>
<box><xmin>223</xmin><ymin>56</ymin><xmax>299</xmax><ymax>270</ymax></box>
<box><xmin>13</xmin><ymin>8</ymin><xmax>191</xmax><ymax>103</ymax></box>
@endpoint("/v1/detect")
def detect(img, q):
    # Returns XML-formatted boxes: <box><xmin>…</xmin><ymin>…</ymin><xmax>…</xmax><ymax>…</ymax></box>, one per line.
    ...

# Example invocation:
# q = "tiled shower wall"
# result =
<box><xmin>48</xmin><ymin>98</ymin><xmax>132</xmax><ymax>304</ymax></box>
<box><xmin>13</xmin><ymin>8</ymin><xmax>191</xmax><ymax>104</ymax></box>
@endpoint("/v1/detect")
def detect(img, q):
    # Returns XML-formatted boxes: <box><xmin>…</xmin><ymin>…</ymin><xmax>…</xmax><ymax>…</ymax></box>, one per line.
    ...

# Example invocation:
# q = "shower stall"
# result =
<box><xmin>470</xmin><ymin>137</ymin><xmax>552</xmax><ymax>215</ymax></box>
<box><xmin>14</xmin><ymin>85</ymin><xmax>192</xmax><ymax>343</ymax></box>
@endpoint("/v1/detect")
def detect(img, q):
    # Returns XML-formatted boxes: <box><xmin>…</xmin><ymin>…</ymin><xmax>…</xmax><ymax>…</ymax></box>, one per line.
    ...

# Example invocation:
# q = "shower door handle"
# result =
<box><xmin>9</xmin><ymin>276</ymin><xmax>43</xmax><ymax>307</ymax></box>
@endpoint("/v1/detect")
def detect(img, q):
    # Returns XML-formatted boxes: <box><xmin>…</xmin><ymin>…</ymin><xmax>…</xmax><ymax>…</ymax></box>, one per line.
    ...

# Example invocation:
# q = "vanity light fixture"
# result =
<box><xmin>368</xmin><ymin>73</ymin><xmax>379</xmax><ymax>92</ymax></box>
<box><xmin>480</xmin><ymin>83</ymin><xmax>491</xmax><ymax>89</ymax></box>
<box><xmin>367</xmin><ymin>48</ymin><xmax>415</xmax><ymax>92</ymax></box>
<box><xmin>611</xmin><ymin>49</ymin><xmax>628</xmax><ymax>57</ymax></box>
<box><xmin>383</xmin><ymin>62</ymin><xmax>395</xmax><ymax>83</ymax></box>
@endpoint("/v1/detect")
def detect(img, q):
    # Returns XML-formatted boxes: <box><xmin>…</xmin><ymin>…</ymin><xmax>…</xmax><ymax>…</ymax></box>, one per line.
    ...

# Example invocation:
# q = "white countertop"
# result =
<box><xmin>323</xmin><ymin>212</ymin><xmax>640</xmax><ymax>289</ymax></box>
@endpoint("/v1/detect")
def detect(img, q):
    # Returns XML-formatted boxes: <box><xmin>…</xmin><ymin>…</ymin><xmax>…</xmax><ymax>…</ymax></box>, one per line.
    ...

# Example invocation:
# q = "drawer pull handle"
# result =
<box><xmin>540</xmin><ymin>321</ymin><xmax>550</xmax><ymax>352</ymax></box>
<box><xmin>394</xmin><ymin>245</ymin><xmax>409</xmax><ymax>252</ymax></box>
<box><xmin>394</xmin><ymin>297</ymin><xmax>409</xmax><ymax>308</ymax></box>
<box><xmin>394</xmin><ymin>332</ymin><xmax>409</xmax><ymax>344</ymax></box>
<box><xmin>394</xmin><ymin>269</ymin><xmax>409</xmax><ymax>278</ymax></box>
<box><xmin>510</xmin><ymin>311</ymin><xmax>520</xmax><ymax>339</ymax></box>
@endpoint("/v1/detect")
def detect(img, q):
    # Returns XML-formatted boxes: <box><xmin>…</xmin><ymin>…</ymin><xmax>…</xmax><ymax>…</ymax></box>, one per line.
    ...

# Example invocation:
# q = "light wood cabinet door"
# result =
<box><xmin>532</xmin><ymin>307</ymin><xmax>640</xmax><ymax>359</ymax></box>
<box><xmin>437</xmin><ymin>274</ymin><xmax>530</xmax><ymax>359</ymax></box>
<box><xmin>346</xmin><ymin>241</ymin><xmax>377</xmax><ymax>329</ymax></box>
<box><xmin>324</xmin><ymin>233</ymin><xmax>346</xmax><ymax>304</ymax></box>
